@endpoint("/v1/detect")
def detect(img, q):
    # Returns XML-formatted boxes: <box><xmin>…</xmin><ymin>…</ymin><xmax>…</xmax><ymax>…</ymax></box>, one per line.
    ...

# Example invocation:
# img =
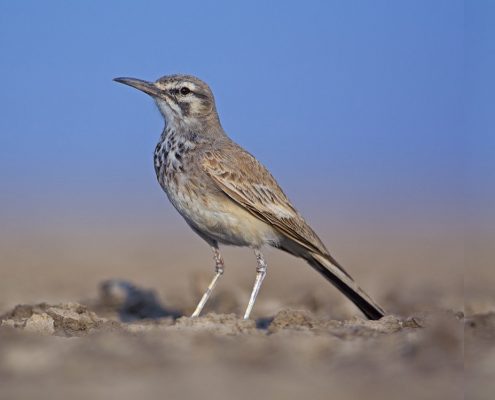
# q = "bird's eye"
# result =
<box><xmin>180</xmin><ymin>87</ymin><xmax>190</xmax><ymax>95</ymax></box>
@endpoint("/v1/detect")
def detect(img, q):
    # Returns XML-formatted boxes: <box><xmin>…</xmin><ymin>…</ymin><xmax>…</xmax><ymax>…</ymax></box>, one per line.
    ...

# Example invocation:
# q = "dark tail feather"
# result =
<box><xmin>306</xmin><ymin>253</ymin><xmax>385</xmax><ymax>320</ymax></box>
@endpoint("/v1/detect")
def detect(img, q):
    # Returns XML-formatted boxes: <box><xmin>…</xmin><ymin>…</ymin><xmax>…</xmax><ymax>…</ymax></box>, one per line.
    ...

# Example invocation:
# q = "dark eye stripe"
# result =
<box><xmin>178</xmin><ymin>101</ymin><xmax>191</xmax><ymax>115</ymax></box>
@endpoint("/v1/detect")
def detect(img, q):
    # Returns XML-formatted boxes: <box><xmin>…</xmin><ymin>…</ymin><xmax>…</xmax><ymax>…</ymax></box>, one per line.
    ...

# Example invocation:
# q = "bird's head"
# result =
<box><xmin>114</xmin><ymin>74</ymin><xmax>221</xmax><ymax>131</ymax></box>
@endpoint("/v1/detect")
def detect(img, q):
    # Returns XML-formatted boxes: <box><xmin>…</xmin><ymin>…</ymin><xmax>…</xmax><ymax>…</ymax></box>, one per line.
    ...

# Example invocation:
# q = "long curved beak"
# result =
<box><xmin>113</xmin><ymin>77</ymin><xmax>161</xmax><ymax>97</ymax></box>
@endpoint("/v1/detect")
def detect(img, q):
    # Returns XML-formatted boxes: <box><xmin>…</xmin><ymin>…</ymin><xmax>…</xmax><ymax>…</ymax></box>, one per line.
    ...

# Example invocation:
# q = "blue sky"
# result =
<box><xmin>0</xmin><ymin>1</ymin><xmax>491</xmax><ymax>229</ymax></box>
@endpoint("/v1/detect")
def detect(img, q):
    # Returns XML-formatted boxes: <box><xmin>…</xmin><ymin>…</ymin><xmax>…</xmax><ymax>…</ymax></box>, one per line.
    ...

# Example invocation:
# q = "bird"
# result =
<box><xmin>113</xmin><ymin>74</ymin><xmax>386</xmax><ymax>320</ymax></box>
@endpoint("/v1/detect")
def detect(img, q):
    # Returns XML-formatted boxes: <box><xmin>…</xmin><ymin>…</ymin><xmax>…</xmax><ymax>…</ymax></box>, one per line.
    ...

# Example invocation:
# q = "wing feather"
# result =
<box><xmin>201</xmin><ymin>142</ymin><xmax>383</xmax><ymax>318</ymax></box>
<box><xmin>201</xmin><ymin>144</ymin><xmax>329</xmax><ymax>256</ymax></box>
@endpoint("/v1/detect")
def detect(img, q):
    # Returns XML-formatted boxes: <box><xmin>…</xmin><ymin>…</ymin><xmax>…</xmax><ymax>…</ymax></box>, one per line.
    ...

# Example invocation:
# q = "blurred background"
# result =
<box><xmin>0</xmin><ymin>0</ymin><xmax>491</xmax><ymax>316</ymax></box>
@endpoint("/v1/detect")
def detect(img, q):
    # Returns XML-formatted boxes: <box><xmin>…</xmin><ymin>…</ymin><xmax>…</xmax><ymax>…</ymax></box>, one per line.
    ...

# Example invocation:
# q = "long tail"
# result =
<box><xmin>305</xmin><ymin>252</ymin><xmax>385</xmax><ymax>320</ymax></box>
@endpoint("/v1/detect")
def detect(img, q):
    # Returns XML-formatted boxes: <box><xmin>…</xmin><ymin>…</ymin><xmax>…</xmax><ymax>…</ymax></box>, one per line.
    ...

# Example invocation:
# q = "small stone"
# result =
<box><xmin>268</xmin><ymin>309</ymin><xmax>318</xmax><ymax>333</ymax></box>
<box><xmin>24</xmin><ymin>313</ymin><xmax>55</xmax><ymax>335</ymax></box>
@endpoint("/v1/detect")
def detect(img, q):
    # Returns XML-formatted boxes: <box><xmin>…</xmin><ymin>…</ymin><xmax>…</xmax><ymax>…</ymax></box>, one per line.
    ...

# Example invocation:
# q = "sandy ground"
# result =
<box><xmin>1</xmin><ymin>297</ymin><xmax>466</xmax><ymax>400</ymax></box>
<box><xmin>0</xmin><ymin>217</ymin><xmax>490</xmax><ymax>400</ymax></box>
<box><xmin>0</xmin><ymin>277</ymin><xmax>487</xmax><ymax>400</ymax></box>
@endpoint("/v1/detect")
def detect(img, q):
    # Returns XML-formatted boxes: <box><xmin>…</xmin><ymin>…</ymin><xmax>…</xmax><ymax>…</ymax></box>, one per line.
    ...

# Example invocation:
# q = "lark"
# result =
<box><xmin>114</xmin><ymin>74</ymin><xmax>385</xmax><ymax>320</ymax></box>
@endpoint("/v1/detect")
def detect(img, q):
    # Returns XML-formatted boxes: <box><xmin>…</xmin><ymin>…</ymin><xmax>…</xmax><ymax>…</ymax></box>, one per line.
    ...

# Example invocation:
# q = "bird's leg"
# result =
<box><xmin>191</xmin><ymin>245</ymin><xmax>225</xmax><ymax>317</ymax></box>
<box><xmin>243</xmin><ymin>249</ymin><xmax>268</xmax><ymax>319</ymax></box>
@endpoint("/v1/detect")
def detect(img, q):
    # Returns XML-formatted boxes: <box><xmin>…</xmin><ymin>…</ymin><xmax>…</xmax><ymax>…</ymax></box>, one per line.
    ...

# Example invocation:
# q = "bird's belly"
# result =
<box><xmin>163</xmin><ymin>177</ymin><xmax>279</xmax><ymax>247</ymax></box>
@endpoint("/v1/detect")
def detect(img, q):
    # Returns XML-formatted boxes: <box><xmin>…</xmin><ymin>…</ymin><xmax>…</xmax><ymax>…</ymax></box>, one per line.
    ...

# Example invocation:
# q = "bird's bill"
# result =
<box><xmin>113</xmin><ymin>77</ymin><xmax>161</xmax><ymax>97</ymax></box>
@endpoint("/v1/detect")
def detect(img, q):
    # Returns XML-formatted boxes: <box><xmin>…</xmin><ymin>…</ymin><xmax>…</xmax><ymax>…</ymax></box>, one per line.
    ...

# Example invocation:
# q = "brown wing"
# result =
<box><xmin>202</xmin><ymin>143</ymin><xmax>384</xmax><ymax>319</ymax></box>
<box><xmin>201</xmin><ymin>142</ymin><xmax>329</xmax><ymax>256</ymax></box>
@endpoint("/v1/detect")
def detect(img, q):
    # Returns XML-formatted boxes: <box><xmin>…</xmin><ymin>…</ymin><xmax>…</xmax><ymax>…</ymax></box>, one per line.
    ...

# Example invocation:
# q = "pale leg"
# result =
<box><xmin>191</xmin><ymin>245</ymin><xmax>225</xmax><ymax>317</ymax></box>
<box><xmin>243</xmin><ymin>249</ymin><xmax>268</xmax><ymax>319</ymax></box>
